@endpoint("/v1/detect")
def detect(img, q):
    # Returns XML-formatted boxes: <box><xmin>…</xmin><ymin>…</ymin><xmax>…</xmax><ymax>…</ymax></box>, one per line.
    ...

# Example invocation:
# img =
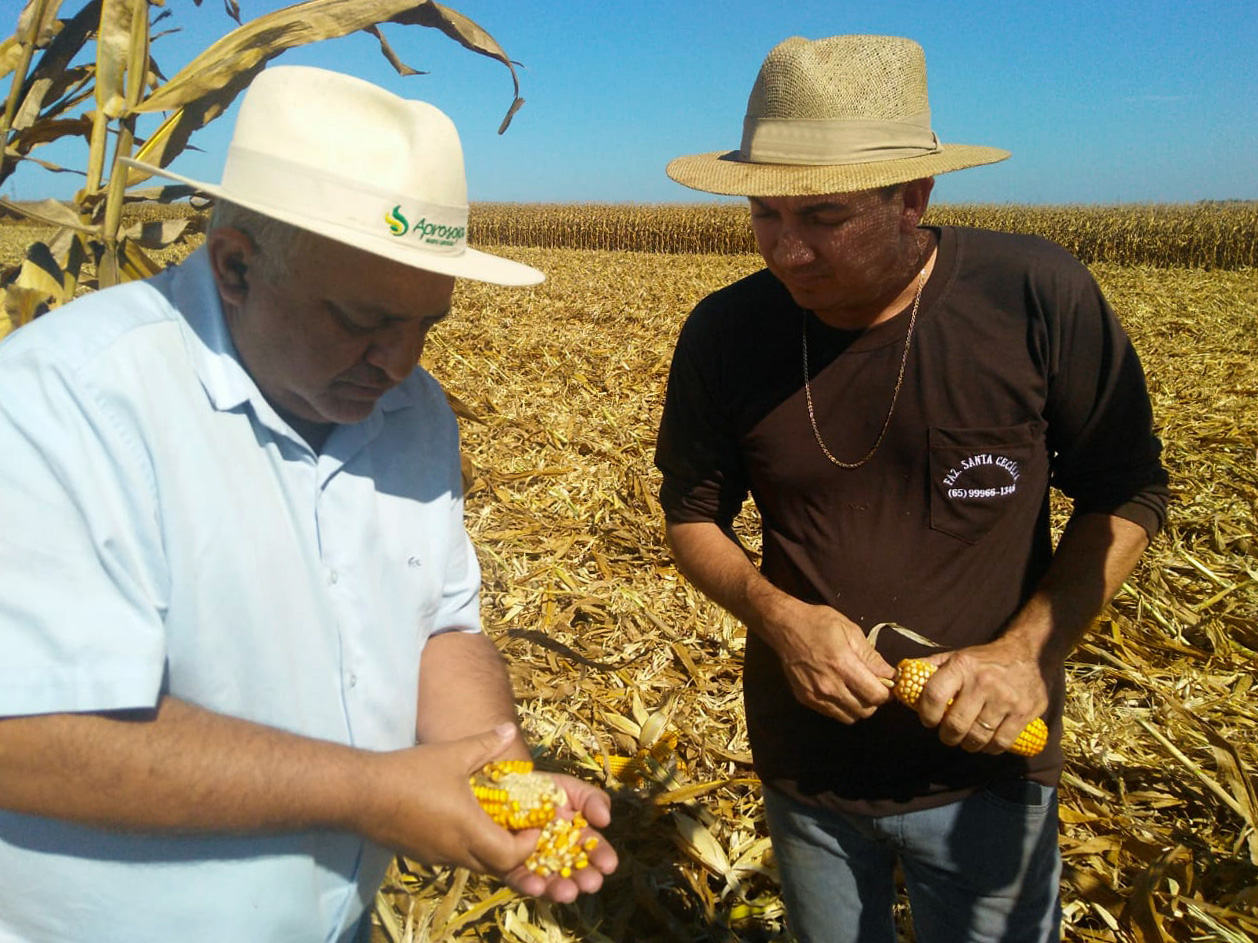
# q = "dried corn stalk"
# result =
<box><xmin>1</xmin><ymin>0</ymin><xmax>525</xmax><ymax>336</ymax></box>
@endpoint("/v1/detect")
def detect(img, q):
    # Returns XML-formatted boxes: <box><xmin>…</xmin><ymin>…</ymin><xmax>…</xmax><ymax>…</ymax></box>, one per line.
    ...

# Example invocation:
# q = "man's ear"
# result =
<box><xmin>901</xmin><ymin>177</ymin><xmax>936</xmax><ymax>230</ymax></box>
<box><xmin>206</xmin><ymin>228</ymin><xmax>256</xmax><ymax>307</ymax></box>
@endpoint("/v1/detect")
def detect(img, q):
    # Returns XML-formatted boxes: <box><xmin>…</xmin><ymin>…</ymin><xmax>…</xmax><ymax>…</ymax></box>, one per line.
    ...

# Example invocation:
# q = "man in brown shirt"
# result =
<box><xmin>656</xmin><ymin>35</ymin><xmax>1167</xmax><ymax>943</ymax></box>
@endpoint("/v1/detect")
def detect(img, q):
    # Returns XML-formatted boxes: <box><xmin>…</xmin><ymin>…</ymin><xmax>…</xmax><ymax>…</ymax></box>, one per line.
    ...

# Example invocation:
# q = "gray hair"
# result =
<box><xmin>208</xmin><ymin>201</ymin><xmax>317</xmax><ymax>282</ymax></box>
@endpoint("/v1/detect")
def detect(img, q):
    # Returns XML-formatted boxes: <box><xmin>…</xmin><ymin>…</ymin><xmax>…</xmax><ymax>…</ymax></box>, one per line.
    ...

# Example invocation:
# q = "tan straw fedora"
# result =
<box><xmin>123</xmin><ymin>65</ymin><xmax>542</xmax><ymax>286</ymax></box>
<box><xmin>667</xmin><ymin>35</ymin><xmax>1009</xmax><ymax>196</ymax></box>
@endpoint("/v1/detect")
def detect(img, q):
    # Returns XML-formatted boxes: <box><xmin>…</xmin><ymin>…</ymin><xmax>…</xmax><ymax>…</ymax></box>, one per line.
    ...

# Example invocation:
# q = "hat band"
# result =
<box><xmin>220</xmin><ymin>146</ymin><xmax>469</xmax><ymax>255</ymax></box>
<box><xmin>740</xmin><ymin>111</ymin><xmax>942</xmax><ymax>166</ymax></box>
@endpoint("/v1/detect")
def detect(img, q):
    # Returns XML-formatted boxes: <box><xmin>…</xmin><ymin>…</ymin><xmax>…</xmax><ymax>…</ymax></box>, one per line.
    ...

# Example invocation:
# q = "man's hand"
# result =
<box><xmin>358</xmin><ymin>727</ymin><xmax>617</xmax><ymax>901</ymax></box>
<box><xmin>911</xmin><ymin>637</ymin><xmax>1047</xmax><ymax>754</ymax></box>
<box><xmin>760</xmin><ymin>596</ymin><xmax>895</xmax><ymax>723</ymax></box>
<box><xmin>665</xmin><ymin>521</ymin><xmax>894</xmax><ymax>724</ymax></box>
<box><xmin>910</xmin><ymin>513</ymin><xmax>1153</xmax><ymax>754</ymax></box>
<box><xmin>501</xmin><ymin>773</ymin><xmax>618</xmax><ymax>903</ymax></box>
<box><xmin>356</xmin><ymin>724</ymin><xmax>536</xmax><ymax>874</ymax></box>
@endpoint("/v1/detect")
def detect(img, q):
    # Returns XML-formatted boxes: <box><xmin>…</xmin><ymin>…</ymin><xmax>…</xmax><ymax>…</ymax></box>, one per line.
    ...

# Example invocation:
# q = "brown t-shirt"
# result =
<box><xmin>655</xmin><ymin>226</ymin><xmax>1169</xmax><ymax>815</ymax></box>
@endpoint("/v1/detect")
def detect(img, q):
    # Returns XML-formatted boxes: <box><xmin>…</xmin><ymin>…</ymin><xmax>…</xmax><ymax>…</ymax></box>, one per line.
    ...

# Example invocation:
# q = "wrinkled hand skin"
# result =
<box><xmin>362</xmin><ymin>729</ymin><xmax>617</xmax><ymax>902</ymax></box>
<box><xmin>661</xmin><ymin>522</ymin><xmax>896</xmax><ymax>725</ymax></box>
<box><xmin>501</xmin><ymin>773</ymin><xmax>618</xmax><ymax>903</ymax></box>
<box><xmin>913</xmin><ymin>638</ymin><xmax>1049</xmax><ymax>754</ymax></box>
<box><xmin>357</xmin><ymin>730</ymin><xmax>538</xmax><ymax>874</ymax></box>
<box><xmin>765</xmin><ymin>597</ymin><xmax>896</xmax><ymax>724</ymax></box>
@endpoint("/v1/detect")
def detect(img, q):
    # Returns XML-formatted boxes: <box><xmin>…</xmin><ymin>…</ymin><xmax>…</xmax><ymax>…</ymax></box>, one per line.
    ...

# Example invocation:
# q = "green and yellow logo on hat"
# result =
<box><xmin>385</xmin><ymin>204</ymin><xmax>465</xmax><ymax>248</ymax></box>
<box><xmin>385</xmin><ymin>205</ymin><xmax>409</xmax><ymax>236</ymax></box>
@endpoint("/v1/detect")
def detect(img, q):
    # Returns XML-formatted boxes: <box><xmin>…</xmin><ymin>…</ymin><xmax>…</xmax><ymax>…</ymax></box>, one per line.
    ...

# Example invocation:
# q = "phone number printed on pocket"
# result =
<box><xmin>942</xmin><ymin>453</ymin><xmax>1021</xmax><ymax>501</ymax></box>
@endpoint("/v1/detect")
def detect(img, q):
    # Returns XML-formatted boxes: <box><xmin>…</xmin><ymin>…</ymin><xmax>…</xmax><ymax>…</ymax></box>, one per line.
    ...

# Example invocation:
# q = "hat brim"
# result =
<box><xmin>666</xmin><ymin>144</ymin><xmax>1010</xmax><ymax>197</ymax></box>
<box><xmin>122</xmin><ymin>158</ymin><xmax>544</xmax><ymax>287</ymax></box>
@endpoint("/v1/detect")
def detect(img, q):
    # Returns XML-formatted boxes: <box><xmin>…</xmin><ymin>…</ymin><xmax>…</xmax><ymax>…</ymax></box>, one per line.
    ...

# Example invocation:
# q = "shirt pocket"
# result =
<box><xmin>928</xmin><ymin>422</ymin><xmax>1047</xmax><ymax>544</ymax></box>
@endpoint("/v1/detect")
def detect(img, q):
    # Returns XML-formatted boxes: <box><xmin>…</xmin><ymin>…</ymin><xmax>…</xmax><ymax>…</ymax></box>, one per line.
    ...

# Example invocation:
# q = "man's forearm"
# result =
<box><xmin>0</xmin><ymin>697</ymin><xmax>372</xmax><ymax>834</ymax></box>
<box><xmin>415</xmin><ymin>630</ymin><xmax>523</xmax><ymax>753</ymax></box>
<box><xmin>0</xmin><ymin>688</ymin><xmax>544</xmax><ymax>878</ymax></box>
<box><xmin>0</xmin><ymin>634</ymin><xmax>537</xmax><ymax>841</ymax></box>
<box><xmin>665</xmin><ymin>521</ymin><xmax>790</xmax><ymax>635</ymax></box>
<box><xmin>1000</xmin><ymin>511</ymin><xmax>1151</xmax><ymax>667</ymax></box>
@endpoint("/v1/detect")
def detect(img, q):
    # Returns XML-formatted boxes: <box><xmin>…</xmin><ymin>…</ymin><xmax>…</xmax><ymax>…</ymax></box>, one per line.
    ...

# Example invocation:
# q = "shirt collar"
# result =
<box><xmin>157</xmin><ymin>247</ymin><xmax>414</xmax><ymax>427</ymax></box>
<box><xmin>162</xmin><ymin>247</ymin><xmax>258</xmax><ymax>414</ymax></box>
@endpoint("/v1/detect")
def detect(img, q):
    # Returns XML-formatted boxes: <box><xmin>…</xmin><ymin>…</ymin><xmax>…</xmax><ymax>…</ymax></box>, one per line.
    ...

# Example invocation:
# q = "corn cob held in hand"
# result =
<box><xmin>891</xmin><ymin>658</ymin><xmax>1048</xmax><ymax>757</ymax></box>
<box><xmin>469</xmin><ymin>759</ymin><xmax>599</xmax><ymax>878</ymax></box>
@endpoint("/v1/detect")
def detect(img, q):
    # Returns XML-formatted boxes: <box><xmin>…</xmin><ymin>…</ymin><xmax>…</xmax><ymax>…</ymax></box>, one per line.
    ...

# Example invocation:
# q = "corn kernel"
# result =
<box><xmin>1010</xmin><ymin>718</ymin><xmax>1049</xmax><ymax>757</ymax></box>
<box><xmin>892</xmin><ymin>658</ymin><xmax>1048</xmax><ymax>758</ymax></box>
<box><xmin>470</xmin><ymin>760</ymin><xmax>600</xmax><ymax>877</ymax></box>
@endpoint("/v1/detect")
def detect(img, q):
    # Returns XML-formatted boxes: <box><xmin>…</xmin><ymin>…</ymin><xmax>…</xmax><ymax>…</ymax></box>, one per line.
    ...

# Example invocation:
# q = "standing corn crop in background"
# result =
<box><xmin>0</xmin><ymin>0</ymin><xmax>526</xmax><ymax>337</ymax></box>
<box><xmin>655</xmin><ymin>34</ymin><xmax>1170</xmax><ymax>943</ymax></box>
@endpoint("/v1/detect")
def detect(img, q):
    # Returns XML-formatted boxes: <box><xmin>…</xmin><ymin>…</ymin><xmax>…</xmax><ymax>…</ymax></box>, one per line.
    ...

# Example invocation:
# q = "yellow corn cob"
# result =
<box><xmin>470</xmin><ymin>760</ymin><xmax>563</xmax><ymax>829</ymax></box>
<box><xmin>892</xmin><ymin>658</ymin><xmax>1048</xmax><ymax>758</ymax></box>
<box><xmin>469</xmin><ymin>760</ymin><xmax>599</xmax><ymax>877</ymax></box>
<box><xmin>606</xmin><ymin>732</ymin><xmax>686</xmax><ymax>786</ymax></box>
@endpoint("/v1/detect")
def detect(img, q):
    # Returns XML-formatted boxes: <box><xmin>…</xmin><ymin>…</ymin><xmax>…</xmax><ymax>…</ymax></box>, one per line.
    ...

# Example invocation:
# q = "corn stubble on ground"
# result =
<box><xmin>2</xmin><ymin>208</ymin><xmax>1256</xmax><ymax>942</ymax></box>
<box><xmin>470</xmin><ymin>760</ymin><xmax>598</xmax><ymax>878</ymax></box>
<box><xmin>891</xmin><ymin>658</ymin><xmax>1050</xmax><ymax>757</ymax></box>
<box><xmin>421</xmin><ymin>242</ymin><xmax>1258</xmax><ymax>943</ymax></box>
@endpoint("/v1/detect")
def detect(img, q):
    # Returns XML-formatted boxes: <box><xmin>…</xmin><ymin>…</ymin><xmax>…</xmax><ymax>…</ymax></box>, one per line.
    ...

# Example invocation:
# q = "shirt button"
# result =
<box><xmin>328</xmin><ymin>570</ymin><xmax>339</xmax><ymax>584</ymax></box>
<box><xmin>349</xmin><ymin>674</ymin><xmax>358</xmax><ymax>688</ymax></box>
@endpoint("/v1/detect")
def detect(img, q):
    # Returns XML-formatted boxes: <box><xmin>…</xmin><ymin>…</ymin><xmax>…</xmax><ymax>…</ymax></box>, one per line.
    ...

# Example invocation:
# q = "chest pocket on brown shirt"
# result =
<box><xmin>928</xmin><ymin>422</ymin><xmax>1048</xmax><ymax>544</ymax></box>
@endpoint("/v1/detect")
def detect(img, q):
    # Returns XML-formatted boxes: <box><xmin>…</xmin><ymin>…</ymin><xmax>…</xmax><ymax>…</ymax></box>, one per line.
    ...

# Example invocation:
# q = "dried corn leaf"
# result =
<box><xmin>134</xmin><ymin>0</ymin><xmax>518</xmax><ymax>120</ymax></box>
<box><xmin>670</xmin><ymin>811</ymin><xmax>731</xmax><ymax>879</ymax></box>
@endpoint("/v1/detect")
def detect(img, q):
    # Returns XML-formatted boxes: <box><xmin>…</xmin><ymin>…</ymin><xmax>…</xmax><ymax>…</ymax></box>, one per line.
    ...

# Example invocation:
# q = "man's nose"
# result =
<box><xmin>772</xmin><ymin>227</ymin><xmax>816</xmax><ymax>267</ymax></box>
<box><xmin>365</xmin><ymin>322</ymin><xmax>427</xmax><ymax>381</ymax></box>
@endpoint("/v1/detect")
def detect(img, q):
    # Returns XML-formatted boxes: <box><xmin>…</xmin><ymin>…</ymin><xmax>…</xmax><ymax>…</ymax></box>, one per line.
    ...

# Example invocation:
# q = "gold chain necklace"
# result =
<box><xmin>802</xmin><ymin>263</ymin><xmax>928</xmax><ymax>469</ymax></box>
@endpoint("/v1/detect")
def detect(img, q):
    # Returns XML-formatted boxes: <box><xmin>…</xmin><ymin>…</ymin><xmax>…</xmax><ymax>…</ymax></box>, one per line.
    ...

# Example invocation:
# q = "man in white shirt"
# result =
<box><xmin>0</xmin><ymin>65</ymin><xmax>615</xmax><ymax>942</ymax></box>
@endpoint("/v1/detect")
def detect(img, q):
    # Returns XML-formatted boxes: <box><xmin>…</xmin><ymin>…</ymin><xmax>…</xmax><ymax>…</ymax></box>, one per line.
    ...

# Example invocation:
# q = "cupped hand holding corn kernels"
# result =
<box><xmin>890</xmin><ymin>650</ymin><xmax>1049</xmax><ymax>757</ymax></box>
<box><xmin>470</xmin><ymin>759</ymin><xmax>618</xmax><ymax>901</ymax></box>
<box><xmin>353</xmin><ymin>724</ymin><xmax>614</xmax><ymax>903</ymax></box>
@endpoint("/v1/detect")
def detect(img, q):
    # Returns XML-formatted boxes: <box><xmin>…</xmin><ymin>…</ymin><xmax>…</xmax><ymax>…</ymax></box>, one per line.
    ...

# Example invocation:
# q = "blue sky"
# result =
<box><xmin>8</xmin><ymin>0</ymin><xmax>1256</xmax><ymax>204</ymax></box>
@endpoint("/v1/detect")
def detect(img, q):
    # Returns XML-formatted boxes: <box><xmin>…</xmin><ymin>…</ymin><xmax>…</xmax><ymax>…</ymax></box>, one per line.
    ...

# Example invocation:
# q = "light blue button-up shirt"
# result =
<box><xmin>0</xmin><ymin>249</ymin><xmax>481</xmax><ymax>941</ymax></box>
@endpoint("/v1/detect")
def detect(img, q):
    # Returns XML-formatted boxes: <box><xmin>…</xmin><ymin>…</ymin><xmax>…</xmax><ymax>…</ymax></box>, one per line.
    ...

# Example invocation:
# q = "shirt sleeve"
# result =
<box><xmin>430</xmin><ymin>492</ymin><xmax>483</xmax><ymax>636</ymax></box>
<box><xmin>654</xmin><ymin>304</ymin><xmax>751</xmax><ymax>529</ymax></box>
<box><xmin>0</xmin><ymin>347</ymin><xmax>169</xmax><ymax>716</ymax></box>
<box><xmin>1041</xmin><ymin>261</ymin><xmax>1171</xmax><ymax>539</ymax></box>
<box><xmin>417</xmin><ymin>382</ymin><xmax>482</xmax><ymax>637</ymax></box>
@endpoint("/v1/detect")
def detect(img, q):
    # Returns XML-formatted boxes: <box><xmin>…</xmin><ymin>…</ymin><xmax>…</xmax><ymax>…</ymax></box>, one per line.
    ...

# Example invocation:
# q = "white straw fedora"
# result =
<box><xmin>667</xmin><ymin>35</ymin><xmax>1010</xmax><ymax>197</ymax></box>
<box><xmin>123</xmin><ymin>65</ymin><xmax>542</xmax><ymax>287</ymax></box>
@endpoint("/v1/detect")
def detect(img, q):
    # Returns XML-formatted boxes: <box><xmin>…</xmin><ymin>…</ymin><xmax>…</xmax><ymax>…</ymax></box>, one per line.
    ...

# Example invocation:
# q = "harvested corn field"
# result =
<box><xmin>1</xmin><ymin>209</ymin><xmax>1255</xmax><ymax>942</ymax></box>
<box><xmin>383</xmin><ymin>243</ymin><xmax>1258</xmax><ymax>943</ymax></box>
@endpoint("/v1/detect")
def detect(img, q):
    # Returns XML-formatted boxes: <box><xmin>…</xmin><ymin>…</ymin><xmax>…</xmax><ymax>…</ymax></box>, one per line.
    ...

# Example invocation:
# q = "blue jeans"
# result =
<box><xmin>762</xmin><ymin>781</ymin><xmax>1061</xmax><ymax>943</ymax></box>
